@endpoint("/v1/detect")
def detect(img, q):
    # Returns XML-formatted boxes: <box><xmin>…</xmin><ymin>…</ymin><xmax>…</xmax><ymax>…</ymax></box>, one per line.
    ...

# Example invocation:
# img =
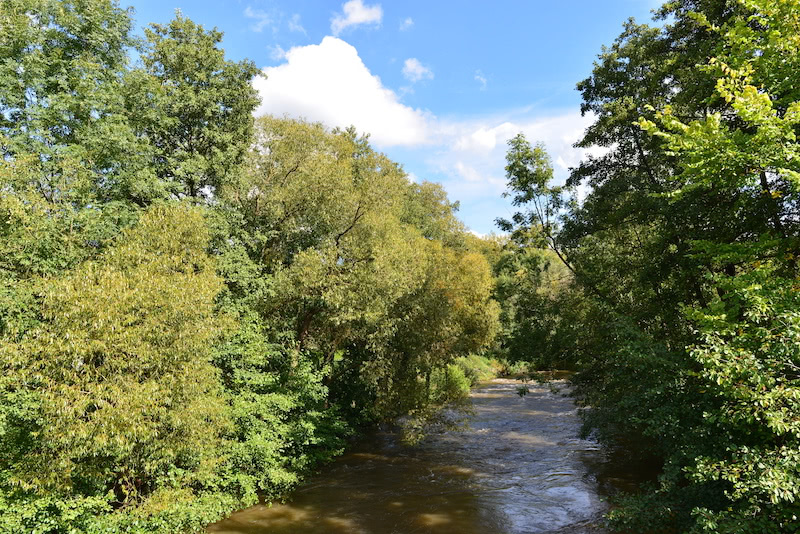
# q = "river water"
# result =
<box><xmin>208</xmin><ymin>378</ymin><xmax>644</xmax><ymax>534</ymax></box>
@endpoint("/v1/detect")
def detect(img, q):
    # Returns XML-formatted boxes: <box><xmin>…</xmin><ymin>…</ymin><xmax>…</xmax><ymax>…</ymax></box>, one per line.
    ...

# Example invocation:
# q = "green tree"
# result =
<box><xmin>368</xmin><ymin>240</ymin><xmax>499</xmax><ymax>417</ymax></box>
<box><xmin>221</xmin><ymin>117</ymin><xmax>498</xmax><ymax>423</ymax></box>
<box><xmin>140</xmin><ymin>13</ymin><xmax>261</xmax><ymax>199</ymax></box>
<box><xmin>225</xmin><ymin>117</ymin><xmax>424</xmax><ymax>353</ymax></box>
<box><xmin>0</xmin><ymin>0</ymin><xmax>164</xmax><ymax>205</ymax></box>
<box><xmin>496</xmin><ymin>0</ymin><xmax>800</xmax><ymax>531</ymax></box>
<box><xmin>634</xmin><ymin>1</ymin><xmax>800</xmax><ymax>529</ymax></box>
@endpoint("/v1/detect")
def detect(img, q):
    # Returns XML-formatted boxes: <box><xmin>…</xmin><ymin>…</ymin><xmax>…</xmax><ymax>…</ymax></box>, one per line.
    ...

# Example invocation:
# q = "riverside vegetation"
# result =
<box><xmin>1</xmin><ymin>0</ymin><xmax>799</xmax><ymax>533</ymax></box>
<box><xmin>0</xmin><ymin>2</ymin><xmax>500</xmax><ymax>530</ymax></box>
<box><xmin>497</xmin><ymin>0</ymin><xmax>800</xmax><ymax>531</ymax></box>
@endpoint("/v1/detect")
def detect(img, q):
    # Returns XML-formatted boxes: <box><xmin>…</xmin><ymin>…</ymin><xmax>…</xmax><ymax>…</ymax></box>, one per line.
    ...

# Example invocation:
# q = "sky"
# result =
<box><xmin>125</xmin><ymin>0</ymin><xmax>663</xmax><ymax>235</ymax></box>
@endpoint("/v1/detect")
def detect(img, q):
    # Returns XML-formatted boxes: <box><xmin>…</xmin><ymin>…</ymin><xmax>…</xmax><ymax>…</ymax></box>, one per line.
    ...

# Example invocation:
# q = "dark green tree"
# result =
<box><xmin>498</xmin><ymin>0</ymin><xmax>800</xmax><ymax>531</ymax></box>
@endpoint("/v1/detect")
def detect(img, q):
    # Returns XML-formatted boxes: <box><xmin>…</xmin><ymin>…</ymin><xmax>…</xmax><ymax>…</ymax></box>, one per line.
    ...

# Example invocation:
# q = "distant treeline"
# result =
<box><xmin>0</xmin><ymin>2</ymin><xmax>500</xmax><ymax>531</ymax></box>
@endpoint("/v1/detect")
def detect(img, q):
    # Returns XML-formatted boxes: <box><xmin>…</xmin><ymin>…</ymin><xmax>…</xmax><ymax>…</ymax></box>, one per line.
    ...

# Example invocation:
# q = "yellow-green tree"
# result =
<box><xmin>221</xmin><ymin>116</ymin><xmax>499</xmax><ymax>422</ymax></box>
<box><xmin>1</xmin><ymin>204</ymin><xmax>228</xmax><ymax>529</ymax></box>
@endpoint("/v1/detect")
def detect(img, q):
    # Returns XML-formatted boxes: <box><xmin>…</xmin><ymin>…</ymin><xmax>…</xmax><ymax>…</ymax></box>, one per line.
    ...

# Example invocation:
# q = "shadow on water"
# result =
<box><xmin>208</xmin><ymin>379</ymin><xmax>654</xmax><ymax>534</ymax></box>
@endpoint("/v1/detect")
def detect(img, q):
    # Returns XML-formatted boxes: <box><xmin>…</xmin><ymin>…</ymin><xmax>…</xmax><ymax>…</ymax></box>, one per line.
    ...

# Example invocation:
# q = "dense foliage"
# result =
<box><xmin>497</xmin><ymin>0</ymin><xmax>800</xmax><ymax>531</ymax></box>
<box><xmin>0</xmin><ymin>1</ymin><xmax>499</xmax><ymax>532</ymax></box>
<box><xmin>6</xmin><ymin>0</ymin><xmax>798</xmax><ymax>532</ymax></box>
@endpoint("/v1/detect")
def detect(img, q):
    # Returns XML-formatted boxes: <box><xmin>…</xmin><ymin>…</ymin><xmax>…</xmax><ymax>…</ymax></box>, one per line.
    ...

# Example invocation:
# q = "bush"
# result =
<box><xmin>452</xmin><ymin>354</ymin><xmax>502</xmax><ymax>385</ymax></box>
<box><xmin>497</xmin><ymin>359</ymin><xmax>531</xmax><ymax>378</ymax></box>
<box><xmin>430</xmin><ymin>364</ymin><xmax>471</xmax><ymax>404</ymax></box>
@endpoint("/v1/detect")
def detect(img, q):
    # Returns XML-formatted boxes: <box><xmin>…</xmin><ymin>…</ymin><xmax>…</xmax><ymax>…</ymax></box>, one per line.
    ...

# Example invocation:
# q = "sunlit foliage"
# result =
<box><xmin>0</xmin><ymin>3</ymin><xmax>499</xmax><ymax>530</ymax></box>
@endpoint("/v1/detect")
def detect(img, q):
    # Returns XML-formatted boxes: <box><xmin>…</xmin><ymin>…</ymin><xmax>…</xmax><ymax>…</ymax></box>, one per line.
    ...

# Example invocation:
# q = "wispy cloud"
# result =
<box><xmin>269</xmin><ymin>44</ymin><xmax>287</xmax><ymax>61</ymax></box>
<box><xmin>331</xmin><ymin>0</ymin><xmax>383</xmax><ymax>35</ymax></box>
<box><xmin>288</xmin><ymin>13</ymin><xmax>306</xmax><ymax>34</ymax></box>
<box><xmin>399</xmin><ymin>17</ymin><xmax>414</xmax><ymax>31</ymax></box>
<box><xmin>244</xmin><ymin>6</ymin><xmax>273</xmax><ymax>33</ymax></box>
<box><xmin>402</xmin><ymin>58</ymin><xmax>433</xmax><ymax>83</ymax></box>
<box><xmin>474</xmin><ymin>70</ymin><xmax>487</xmax><ymax>91</ymax></box>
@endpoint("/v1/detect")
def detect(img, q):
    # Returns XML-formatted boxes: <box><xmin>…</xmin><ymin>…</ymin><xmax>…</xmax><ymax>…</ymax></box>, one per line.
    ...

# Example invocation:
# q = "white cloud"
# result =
<box><xmin>399</xmin><ymin>17</ymin><xmax>414</xmax><ymax>31</ymax></box>
<box><xmin>244</xmin><ymin>6</ymin><xmax>273</xmax><ymax>33</ymax></box>
<box><xmin>331</xmin><ymin>0</ymin><xmax>383</xmax><ymax>35</ymax></box>
<box><xmin>453</xmin><ymin>122</ymin><xmax>516</xmax><ymax>153</ymax></box>
<box><xmin>288</xmin><ymin>13</ymin><xmax>306</xmax><ymax>34</ymax></box>
<box><xmin>454</xmin><ymin>161</ymin><xmax>483</xmax><ymax>183</ymax></box>
<box><xmin>402</xmin><ymin>58</ymin><xmax>433</xmax><ymax>83</ymax></box>
<box><xmin>254</xmin><ymin>37</ymin><xmax>431</xmax><ymax>147</ymax></box>
<box><xmin>432</xmin><ymin>112</ymin><xmax>600</xmax><ymax>205</ymax></box>
<box><xmin>474</xmin><ymin>70</ymin><xmax>487</xmax><ymax>91</ymax></box>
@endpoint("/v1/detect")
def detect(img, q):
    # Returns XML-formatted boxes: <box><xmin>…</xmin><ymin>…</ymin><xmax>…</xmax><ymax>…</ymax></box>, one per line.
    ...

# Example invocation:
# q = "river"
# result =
<box><xmin>207</xmin><ymin>378</ymin><xmax>647</xmax><ymax>534</ymax></box>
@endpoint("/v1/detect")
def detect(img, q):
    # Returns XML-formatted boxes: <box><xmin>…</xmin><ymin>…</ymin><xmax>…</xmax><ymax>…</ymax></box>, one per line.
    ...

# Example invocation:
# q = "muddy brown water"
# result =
<box><xmin>207</xmin><ymin>378</ymin><xmax>649</xmax><ymax>534</ymax></box>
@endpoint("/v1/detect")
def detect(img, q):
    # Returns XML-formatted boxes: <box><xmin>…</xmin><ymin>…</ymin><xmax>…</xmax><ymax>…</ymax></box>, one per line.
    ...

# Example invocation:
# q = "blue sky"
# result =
<box><xmin>126</xmin><ymin>0</ymin><xmax>662</xmax><ymax>235</ymax></box>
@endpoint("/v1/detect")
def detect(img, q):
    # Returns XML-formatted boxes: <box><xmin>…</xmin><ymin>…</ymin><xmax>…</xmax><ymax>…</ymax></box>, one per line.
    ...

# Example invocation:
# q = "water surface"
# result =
<box><xmin>208</xmin><ymin>379</ymin><xmax>634</xmax><ymax>534</ymax></box>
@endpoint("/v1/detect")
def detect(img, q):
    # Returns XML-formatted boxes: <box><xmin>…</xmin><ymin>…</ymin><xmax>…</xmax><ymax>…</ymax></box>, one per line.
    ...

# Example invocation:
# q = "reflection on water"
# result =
<box><xmin>208</xmin><ymin>379</ymin><xmax>647</xmax><ymax>534</ymax></box>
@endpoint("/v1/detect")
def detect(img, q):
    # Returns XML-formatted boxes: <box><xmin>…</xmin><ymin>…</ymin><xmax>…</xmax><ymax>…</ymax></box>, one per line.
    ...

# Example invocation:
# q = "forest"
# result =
<box><xmin>1</xmin><ymin>0</ymin><xmax>799</xmax><ymax>532</ymax></box>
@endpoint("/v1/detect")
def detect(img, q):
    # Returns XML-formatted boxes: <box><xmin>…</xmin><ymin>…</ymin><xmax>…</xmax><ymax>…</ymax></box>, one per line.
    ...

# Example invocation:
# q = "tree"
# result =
<box><xmin>497</xmin><ymin>133</ymin><xmax>581</xmax><ymax>283</ymax></box>
<box><xmin>0</xmin><ymin>0</ymin><xmax>164</xmax><ymax>205</ymax></box>
<box><xmin>140</xmin><ymin>13</ymin><xmax>261</xmax><ymax>199</ymax></box>
<box><xmin>0</xmin><ymin>204</ymin><xmax>230</xmax><ymax>530</ymax></box>
<box><xmin>495</xmin><ymin>0</ymin><xmax>800</xmax><ymax>531</ymax></box>
<box><xmin>635</xmin><ymin>1</ymin><xmax>800</xmax><ymax>529</ymax></box>
<box><xmin>221</xmin><ymin>117</ymin><xmax>499</xmax><ymax>423</ymax></box>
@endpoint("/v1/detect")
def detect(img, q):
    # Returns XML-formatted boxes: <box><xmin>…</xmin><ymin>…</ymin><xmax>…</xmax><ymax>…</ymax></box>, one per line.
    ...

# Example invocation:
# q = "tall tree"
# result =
<box><xmin>140</xmin><ymin>13</ymin><xmax>261</xmax><ymax>199</ymax></box>
<box><xmin>0</xmin><ymin>0</ymin><xmax>161</xmax><ymax>204</ymax></box>
<box><xmin>636</xmin><ymin>1</ymin><xmax>800</xmax><ymax>528</ymax></box>
<box><xmin>0</xmin><ymin>204</ymin><xmax>230</xmax><ymax>531</ymax></box>
<box><xmin>498</xmin><ymin>0</ymin><xmax>800</xmax><ymax>531</ymax></box>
